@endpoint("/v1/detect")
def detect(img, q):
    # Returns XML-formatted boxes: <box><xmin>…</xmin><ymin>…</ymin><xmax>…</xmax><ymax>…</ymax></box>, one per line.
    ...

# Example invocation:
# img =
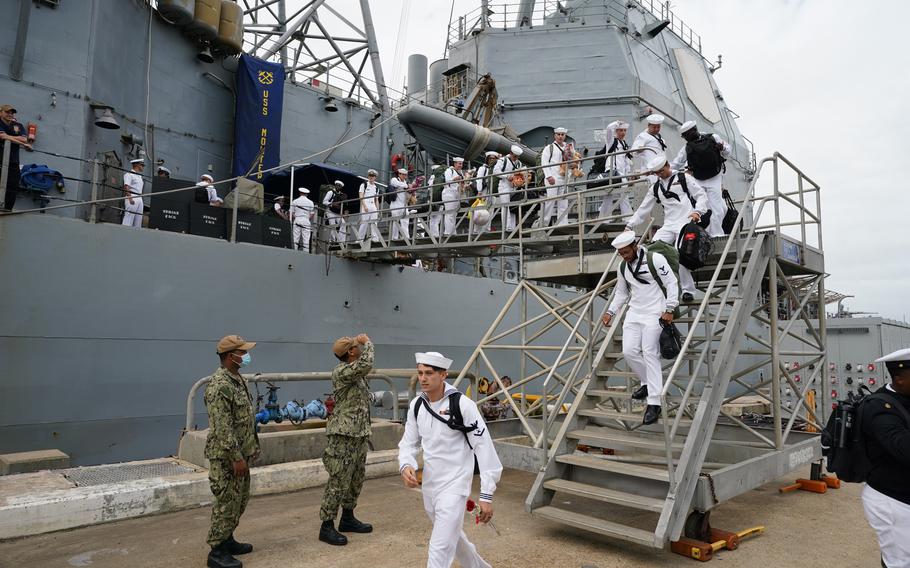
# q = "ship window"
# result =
<box><xmin>673</xmin><ymin>48</ymin><xmax>721</xmax><ymax>124</ymax></box>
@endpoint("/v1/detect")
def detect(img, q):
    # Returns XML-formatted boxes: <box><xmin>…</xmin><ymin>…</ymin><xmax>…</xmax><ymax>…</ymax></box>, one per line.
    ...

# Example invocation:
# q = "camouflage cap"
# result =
<box><xmin>332</xmin><ymin>336</ymin><xmax>358</xmax><ymax>357</ymax></box>
<box><xmin>217</xmin><ymin>335</ymin><xmax>257</xmax><ymax>354</ymax></box>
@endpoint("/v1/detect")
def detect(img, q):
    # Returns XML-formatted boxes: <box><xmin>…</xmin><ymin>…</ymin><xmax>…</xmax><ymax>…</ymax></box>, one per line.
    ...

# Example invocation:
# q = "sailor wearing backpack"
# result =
<box><xmin>631</xmin><ymin>114</ymin><xmax>668</xmax><ymax>172</ymax></box>
<box><xmin>670</xmin><ymin>121</ymin><xmax>731</xmax><ymax>237</ymax></box>
<box><xmin>601</xmin><ymin>231</ymin><xmax>679</xmax><ymax>425</ymax></box>
<box><xmin>322</xmin><ymin>180</ymin><xmax>346</xmax><ymax>243</ymax></box>
<box><xmin>597</xmin><ymin>120</ymin><xmax>635</xmax><ymax>220</ymax></box>
<box><xmin>541</xmin><ymin>126</ymin><xmax>570</xmax><ymax>227</ymax></box>
<box><xmin>399</xmin><ymin>351</ymin><xmax>503</xmax><ymax>568</ymax></box>
<box><xmin>624</xmin><ymin>154</ymin><xmax>708</xmax><ymax>302</ymax></box>
<box><xmin>862</xmin><ymin>348</ymin><xmax>910</xmax><ymax>568</ymax></box>
<box><xmin>492</xmin><ymin>145</ymin><xmax>524</xmax><ymax>232</ymax></box>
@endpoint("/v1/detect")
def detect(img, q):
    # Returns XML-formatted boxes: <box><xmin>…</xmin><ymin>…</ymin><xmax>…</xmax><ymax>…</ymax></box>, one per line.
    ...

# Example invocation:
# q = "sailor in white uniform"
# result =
<box><xmin>290</xmin><ymin>187</ymin><xmax>315</xmax><ymax>252</ymax></box>
<box><xmin>273</xmin><ymin>196</ymin><xmax>290</xmax><ymax>221</ymax></box>
<box><xmin>631</xmin><ymin>114</ymin><xmax>668</xmax><ymax>173</ymax></box>
<box><xmin>399</xmin><ymin>351</ymin><xmax>503</xmax><ymax>568</ymax></box>
<box><xmin>358</xmin><ymin>169</ymin><xmax>382</xmax><ymax>243</ymax></box>
<box><xmin>625</xmin><ymin>154</ymin><xmax>707</xmax><ymax>301</ymax></box>
<box><xmin>862</xmin><ymin>347</ymin><xmax>910</xmax><ymax>568</ymax></box>
<box><xmin>389</xmin><ymin>168</ymin><xmax>411</xmax><ymax>240</ymax></box>
<box><xmin>471</xmin><ymin>151</ymin><xmax>499</xmax><ymax>234</ymax></box>
<box><xmin>601</xmin><ymin>231</ymin><xmax>679</xmax><ymax>425</ymax></box>
<box><xmin>442</xmin><ymin>158</ymin><xmax>465</xmax><ymax>237</ymax></box>
<box><xmin>670</xmin><ymin>121</ymin><xmax>731</xmax><ymax>237</ymax></box>
<box><xmin>198</xmin><ymin>174</ymin><xmax>222</xmax><ymax>207</ymax></box>
<box><xmin>121</xmin><ymin>158</ymin><xmax>145</xmax><ymax>228</ymax></box>
<box><xmin>322</xmin><ymin>180</ymin><xmax>345</xmax><ymax>243</ymax></box>
<box><xmin>598</xmin><ymin>120</ymin><xmax>634</xmax><ymax>220</ymax></box>
<box><xmin>541</xmin><ymin>126</ymin><xmax>569</xmax><ymax>226</ymax></box>
<box><xmin>492</xmin><ymin>145</ymin><xmax>523</xmax><ymax>232</ymax></box>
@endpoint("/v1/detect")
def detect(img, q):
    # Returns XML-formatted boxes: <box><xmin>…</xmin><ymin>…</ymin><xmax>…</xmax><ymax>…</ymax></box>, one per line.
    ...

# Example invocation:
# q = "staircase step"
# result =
<box><xmin>586</xmin><ymin>389</ymin><xmax>685</xmax><ymax>402</ymax></box>
<box><xmin>532</xmin><ymin>506</ymin><xmax>658</xmax><ymax>547</ymax></box>
<box><xmin>555</xmin><ymin>453</ymin><xmax>670</xmax><ymax>482</ymax></box>
<box><xmin>567</xmin><ymin>429</ymin><xmax>685</xmax><ymax>452</ymax></box>
<box><xmin>543</xmin><ymin>478</ymin><xmax>665</xmax><ymax>512</ymax></box>
<box><xmin>578</xmin><ymin>408</ymin><xmax>692</xmax><ymax>426</ymax></box>
<box><xmin>594</xmin><ymin>370</ymin><xmax>639</xmax><ymax>378</ymax></box>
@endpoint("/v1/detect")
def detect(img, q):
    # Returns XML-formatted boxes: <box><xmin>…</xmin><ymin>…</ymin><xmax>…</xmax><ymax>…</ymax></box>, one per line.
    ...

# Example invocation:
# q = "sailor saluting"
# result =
<box><xmin>399</xmin><ymin>351</ymin><xmax>503</xmax><ymax>568</ymax></box>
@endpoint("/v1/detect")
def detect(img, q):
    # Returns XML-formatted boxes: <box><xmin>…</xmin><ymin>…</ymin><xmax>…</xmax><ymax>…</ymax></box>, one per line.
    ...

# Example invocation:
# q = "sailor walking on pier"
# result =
<box><xmin>541</xmin><ymin>127</ymin><xmax>570</xmax><ymax>226</ymax></box>
<box><xmin>290</xmin><ymin>187</ymin><xmax>315</xmax><ymax>252</ymax></box>
<box><xmin>670</xmin><ymin>121</ymin><xmax>731</xmax><ymax>237</ymax></box>
<box><xmin>601</xmin><ymin>231</ymin><xmax>679</xmax><ymax>425</ymax></box>
<box><xmin>399</xmin><ymin>351</ymin><xmax>503</xmax><ymax>568</ymax></box>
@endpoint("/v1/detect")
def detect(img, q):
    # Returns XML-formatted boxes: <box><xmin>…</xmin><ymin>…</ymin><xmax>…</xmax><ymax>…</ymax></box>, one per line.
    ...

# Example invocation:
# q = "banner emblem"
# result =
<box><xmin>257</xmin><ymin>71</ymin><xmax>274</xmax><ymax>85</ymax></box>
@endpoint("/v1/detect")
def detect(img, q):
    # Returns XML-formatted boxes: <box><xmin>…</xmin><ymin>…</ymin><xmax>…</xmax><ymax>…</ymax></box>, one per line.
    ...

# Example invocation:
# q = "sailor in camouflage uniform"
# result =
<box><xmin>319</xmin><ymin>333</ymin><xmax>375</xmax><ymax>545</ymax></box>
<box><xmin>204</xmin><ymin>335</ymin><xmax>260</xmax><ymax>568</ymax></box>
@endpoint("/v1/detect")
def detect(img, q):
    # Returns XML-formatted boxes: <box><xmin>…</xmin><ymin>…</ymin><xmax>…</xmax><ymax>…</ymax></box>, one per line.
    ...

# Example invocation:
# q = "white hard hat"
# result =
<box><xmin>646</xmin><ymin>114</ymin><xmax>665</xmax><ymax>125</ymax></box>
<box><xmin>510</xmin><ymin>145</ymin><xmax>523</xmax><ymax>156</ymax></box>
<box><xmin>397</xmin><ymin>168</ymin><xmax>408</xmax><ymax>175</ymax></box>
<box><xmin>554</xmin><ymin>127</ymin><xmax>568</xmax><ymax>134</ymax></box>
<box><xmin>646</xmin><ymin>154</ymin><xmax>669</xmax><ymax>172</ymax></box>
<box><xmin>679</xmin><ymin>121</ymin><xmax>697</xmax><ymax>135</ymax></box>
<box><xmin>611</xmin><ymin>231</ymin><xmax>637</xmax><ymax>249</ymax></box>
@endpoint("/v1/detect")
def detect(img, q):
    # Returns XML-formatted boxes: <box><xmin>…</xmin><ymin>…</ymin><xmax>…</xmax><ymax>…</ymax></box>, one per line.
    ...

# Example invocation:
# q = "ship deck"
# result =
<box><xmin>0</xmin><ymin>467</ymin><xmax>877</xmax><ymax>567</ymax></box>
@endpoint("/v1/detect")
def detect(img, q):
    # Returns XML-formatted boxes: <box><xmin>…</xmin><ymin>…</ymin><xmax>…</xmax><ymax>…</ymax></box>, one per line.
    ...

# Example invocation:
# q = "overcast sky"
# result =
<box><xmin>304</xmin><ymin>0</ymin><xmax>910</xmax><ymax>320</ymax></box>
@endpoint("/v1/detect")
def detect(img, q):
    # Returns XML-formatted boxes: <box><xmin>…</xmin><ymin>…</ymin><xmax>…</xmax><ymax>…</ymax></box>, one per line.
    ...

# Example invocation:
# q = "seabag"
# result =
<box><xmin>721</xmin><ymin>189</ymin><xmax>739</xmax><ymax>235</ymax></box>
<box><xmin>414</xmin><ymin>391</ymin><xmax>481</xmax><ymax>474</ymax></box>
<box><xmin>677</xmin><ymin>222</ymin><xmax>713</xmax><ymax>270</ymax></box>
<box><xmin>659</xmin><ymin>321</ymin><xmax>682</xmax><ymax>359</ymax></box>
<box><xmin>685</xmin><ymin>134</ymin><xmax>724</xmax><ymax>181</ymax></box>
<box><xmin>821</xmin><ymin>387</ymin><xmax>910</xmax><ymax>482</ymax></box>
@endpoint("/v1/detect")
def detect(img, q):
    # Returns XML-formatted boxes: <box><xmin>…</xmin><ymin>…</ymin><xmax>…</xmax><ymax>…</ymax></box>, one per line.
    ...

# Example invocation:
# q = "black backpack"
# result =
<box><xmin>414</xmin><ymin>391</ymin><xmax>481</xmax><ymax>474</ymax></box>
<box><xmin>652</xmin><ymin>174</ymin><xmax>711</xmax><ymax>230</ymax></box>
<box><xmin>677</xmin><ymin>222</ymin><xmax>714</xmax><ymax>270</ymax></box>
<box><xmin>194</xmin><ymin>185</ymin><xmax>209</xmax><ymax>204</ymax></box>
<box><xmin>821</xmin><ymin>388</ymin><xmax>910</xmax><ymax>483</ymax></box>
<box><xmin>685</xmin><ymin>134</ymin><xmax>724</xmax><ymax>180</ymax></box>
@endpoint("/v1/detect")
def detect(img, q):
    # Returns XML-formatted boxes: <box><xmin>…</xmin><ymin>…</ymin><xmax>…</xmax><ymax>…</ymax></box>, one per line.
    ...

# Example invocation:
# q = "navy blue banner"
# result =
<box><xmin>233</xmin><ymin>54</ymin><xmax>285</xmax><ymax>180</ymax></box>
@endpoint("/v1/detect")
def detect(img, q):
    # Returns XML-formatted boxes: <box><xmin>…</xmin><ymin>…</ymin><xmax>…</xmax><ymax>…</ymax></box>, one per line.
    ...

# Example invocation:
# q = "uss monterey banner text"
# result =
<box><xmin>233</xmin><ymin>54</ymin><xmax>285</xmax><ymax>180</ymax></box>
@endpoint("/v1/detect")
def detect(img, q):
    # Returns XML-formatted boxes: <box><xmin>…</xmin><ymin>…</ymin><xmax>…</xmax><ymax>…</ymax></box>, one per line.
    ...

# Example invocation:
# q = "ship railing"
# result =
<box><xmin>448</xmin><ymin>1</ymin><xmax>700</xmax><ymax>54</ymax></box>
<box><xmin>183</xmin><ymin>368</ymin><xmax>482</xmax><ymax>433</ymax></box>
<box><xmin>325</xmin><ymin>146</ymin><xmax>665</xmax><ymax>263</ymax></box>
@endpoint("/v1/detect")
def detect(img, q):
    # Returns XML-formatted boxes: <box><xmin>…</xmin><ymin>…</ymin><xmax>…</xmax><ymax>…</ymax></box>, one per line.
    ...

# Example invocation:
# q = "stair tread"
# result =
<box><xmin>568</xmin><ymin>429</ymin><xmax>685</xmax><ymax>451</ymax></box>
<box><xmin>555</xmin><ymin>453</ymin><xmax>670</xmax><ymax>481</ymax></box>
<box><xmin>532</xmin><ymin>506</ymin><xmax>658</xmax><ymax>547</ymax></box>
<box><xmin>579</xmin><ymin>408</ymin><xmax>692</xmax><ymax>425</ymax></box>
<box><xmin>543</xmin><ymin>478</ymin><xmax>665</xmax><ymax>512</ymax></box>
<box><xmin>587</xmin><ymin>389</ymin><xmax>685</xmax><ymax>402</ymax></box>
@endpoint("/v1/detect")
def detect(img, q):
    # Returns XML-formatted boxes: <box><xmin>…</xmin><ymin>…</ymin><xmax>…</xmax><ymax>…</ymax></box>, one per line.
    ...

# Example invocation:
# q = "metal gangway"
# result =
<box><xmin>332</xmin><ymin>151</ymin><xmax>828</xmax><ymax>550</ymax></box>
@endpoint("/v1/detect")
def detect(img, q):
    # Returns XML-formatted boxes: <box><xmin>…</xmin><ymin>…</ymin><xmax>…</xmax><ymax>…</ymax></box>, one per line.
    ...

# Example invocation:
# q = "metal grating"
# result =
<box><xmin>60</xmin><ymin>461</ymin><xmax>196</xmax><ymax>487</ymax></box>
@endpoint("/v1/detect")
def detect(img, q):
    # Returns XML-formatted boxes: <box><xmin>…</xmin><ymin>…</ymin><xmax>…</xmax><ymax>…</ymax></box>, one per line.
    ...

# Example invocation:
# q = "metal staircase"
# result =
<box><xmin>455</xmin><ymin>153</ymin><xmax>828</xmax><ymax>549</ymax></box>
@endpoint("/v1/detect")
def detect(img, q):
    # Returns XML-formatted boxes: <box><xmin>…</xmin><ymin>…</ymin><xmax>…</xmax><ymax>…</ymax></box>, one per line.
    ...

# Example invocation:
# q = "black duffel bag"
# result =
<box><xmin>659</xmin><ymin>320</ymin><xmax>683</xmax><ymax>360</ymax></box>
<box><xmin>677</xmin><ymin>222</ymin><xmax>714</xmax><ymax>270</ymax></box>
<box><xmin>721</xmin><ymin>189</ymin><xmax>739</xmax><ymax>234</ymax></box>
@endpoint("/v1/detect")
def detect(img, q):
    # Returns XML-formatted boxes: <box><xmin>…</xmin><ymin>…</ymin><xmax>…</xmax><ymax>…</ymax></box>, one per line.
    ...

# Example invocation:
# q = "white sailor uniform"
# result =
<box><xmin>290</xmin><ymin>194</ymin><xmax>315</xmax><ymax>251</ymax></box>
<box><xmin>599</xmin><ymin>123</ymin><xmax>634</xmax><ymax>220</ymax></box>
<box><xmin>389</xmin><ymin>176</ymin><xmax>411</xmax><ymax>240</ymax></box>
<box><xmin>541</xmin><ymin>140</ymin><xmax>569</xmax><ymax>226</ymax></box>
<box><xmin>441</xmin><ymin>167</ymin><xmax>463</xmax><ymax>236</ymax></box>
<box><xmin>121</xmin><ymin>170</ymin><xmax>144</xmax><ymax>228</ymax></box>
<box><xmin>358</xmin><ymin>181</ymin><xmax>381</xmax><ymax>243</ymax></box>
<box><xmin>492</xmin><ymin>156</ymin><xmax>521</xmax><ymax>232</ymax></box>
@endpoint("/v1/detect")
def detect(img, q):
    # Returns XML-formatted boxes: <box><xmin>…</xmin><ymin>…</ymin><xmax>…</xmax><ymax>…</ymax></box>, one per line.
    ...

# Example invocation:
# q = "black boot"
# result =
<box><xmin>207</xmin><ymin>542</ymin><xmax>242</xmax><ymax>568</ymax></box>
<box><xmin>631</xmin><ymin>384</ymin><xmax>648</xmax><ymax>400</ymax></box>
<box><xmin>643</xmin><ymin>405</ymin><xmax>662</xmax><ymax>425</ymax></box>
<box><xmin>319</xmin><ymin>520</ymin><xmax>348</xmax><ymax>546</ymax></box>
<box><xmin>225</xmin><ymin>534</ymin><xmax>253</xmax><ymax>555</ymax></box>
<box><xmin>339</xmin><ymin>508</ymin><xmax>373</xmax><ymax>533</ymax></box>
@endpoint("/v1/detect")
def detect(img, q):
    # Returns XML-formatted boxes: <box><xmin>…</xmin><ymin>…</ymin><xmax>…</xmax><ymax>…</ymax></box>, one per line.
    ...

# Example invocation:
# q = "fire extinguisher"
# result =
<box><xmin>27</xmin><ymin>123</ymin><xmax>37</xmax><ymax>144</ymax></box>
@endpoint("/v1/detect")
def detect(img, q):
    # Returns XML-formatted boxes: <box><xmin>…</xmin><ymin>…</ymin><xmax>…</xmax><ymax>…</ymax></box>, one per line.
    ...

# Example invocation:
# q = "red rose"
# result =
<box><xmin>466</xmin><ymin>499</ymin><xmax>476</xmax><ymax>512</ymax></box>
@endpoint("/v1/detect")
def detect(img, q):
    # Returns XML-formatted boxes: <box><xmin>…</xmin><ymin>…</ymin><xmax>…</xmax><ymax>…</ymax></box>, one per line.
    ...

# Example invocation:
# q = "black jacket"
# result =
<box><xmin>862</xmin><ymin>385</ymin><xmax>910</xmax><ymax>505</ymax></box>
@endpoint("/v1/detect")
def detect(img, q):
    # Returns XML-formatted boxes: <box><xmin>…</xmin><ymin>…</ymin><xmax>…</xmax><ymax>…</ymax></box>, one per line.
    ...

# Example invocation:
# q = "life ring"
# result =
<box><xmin>391</xmin><ymin>153</ymin><xmax>416</xmax><ymax>174</ymax></box>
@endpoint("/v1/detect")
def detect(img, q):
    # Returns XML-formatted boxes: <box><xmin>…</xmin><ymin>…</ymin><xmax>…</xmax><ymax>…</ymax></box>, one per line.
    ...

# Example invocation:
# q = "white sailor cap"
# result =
<box><xmin>876</xmin><ymin>348</ymin><xmax>910</xmax><ymax>368</ymax></box>
<box><xmin>298</xmin><ymin>187</ymin><xmax>310</xmax><ymax>194</ymax></box>
<box><xmin>334</xmin><ymin>180</ymin><xmax>345</xmax><ymax>187</ymax></box>
<box><xmin>678</xmin><ymin>120</ymin><xmax>698</xmax><ymax>135</ymax></box>
<box><xmin>157</xmin><ymin>166</ymin><xmax>171</xmax><ymax>174</ymax></box>
<box><xmin>367</xmin><ymin>169</ymin><xmax>378</xmax><ymax>176</ymax></box>
<box><xmin>397</xmin><ymin>168</ymin><xmax>408</xmax><ymax>175</ymax></box>
<box><xmin>510</xmin><ymin>144</ymin><xmax>523</xmax><ymax>156</ymax></box>
<box><xmin>646</xmin><ymin>154</ymin><xmax>669</xmax><ymax>172</ymax></box>
<box><xmin>275</xmin><ymin>195</ymin><xmax>286</xmax><ymax>201</ymax></box>
<box><xmin>452</xmin><ymin>157</ymin><xmax>465</xmax><ymax>163</ymax></box>
<box><xmin>646</xmin><ymin>114</ymin><xmax>665</xmax><ymax>125</ymax></box>
<box><xmin>609</xmin><ymin>120</ymin><xmax>630</xmax><ymax>130</ymax></box>
<box><xmin>415</xmin><ymin>351</ymin><xmax>454</xmax><ymax>370</ymax></box>
<box><xmin>130</xmin><ymin>158</ymin><xmax>145</xmax><ymax>165</ymax></box>
<box><xmin>611</xmin><ymin>231</ymin><xmax>637</xmax><ymax>249</ymax></box>
<box><xmin>200</xmin><ymin>173</ymin><xmax>214</xmax><ymax>182</ymax></box>
<box><xmin>485</xmin><ymin>151</ymin><xmax>499</xmax><ymax>158</ymax></box>
<box><xmin>554</xmin><ymin>127</ymin><xmax>568</xmax><ymax>134</ymax></box>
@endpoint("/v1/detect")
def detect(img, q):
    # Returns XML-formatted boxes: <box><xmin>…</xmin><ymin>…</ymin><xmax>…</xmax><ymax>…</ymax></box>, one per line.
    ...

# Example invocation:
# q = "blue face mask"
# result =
<box><xmin>236</xmin><ymin>353</ymin><xmax>251</xmax><ymax>368</ymax></box>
